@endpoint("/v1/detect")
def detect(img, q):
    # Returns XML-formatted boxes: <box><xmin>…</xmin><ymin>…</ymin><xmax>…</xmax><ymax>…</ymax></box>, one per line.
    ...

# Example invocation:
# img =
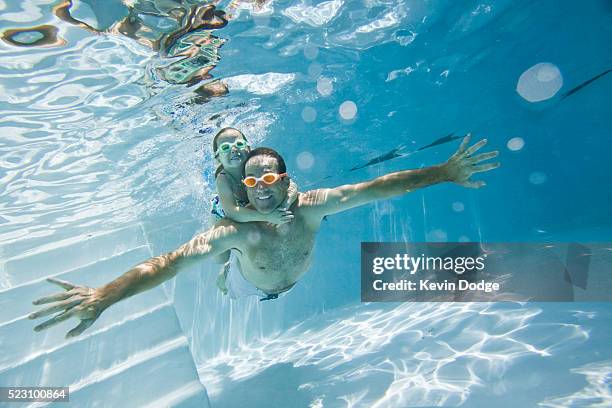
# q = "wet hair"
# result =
<box><xmin>212</xmin><ymin>127</ymin><xmax>247</xmax><ymax>153</ymax></box>
<box><xmin>242</xmin><ymin>147</ymin><xmax>287</xmax><ymax>177</ymax></box>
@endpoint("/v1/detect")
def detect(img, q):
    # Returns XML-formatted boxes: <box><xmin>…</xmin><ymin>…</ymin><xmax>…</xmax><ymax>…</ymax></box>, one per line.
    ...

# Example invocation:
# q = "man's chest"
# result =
<box><xmin>238</xmin><ymin>220</ymin><xmax>316</xmax><ymax>286</ymax></box>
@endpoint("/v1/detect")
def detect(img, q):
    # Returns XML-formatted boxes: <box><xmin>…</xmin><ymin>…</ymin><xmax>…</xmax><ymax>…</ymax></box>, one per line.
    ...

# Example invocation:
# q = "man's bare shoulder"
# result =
<box><xmin>210</xmin><ymin>218</ymin><xmax>256</xmax><ymax>242</ymax></box>
<box><xmin>185</xmin><ymin>219</ymin><xmax>248</xmax><ymax>255</ymax></box>
<box><xmin>293</xmin><ymin>190</ymin><xmax>330</xmax><ymax>226</ymax></box>
<box><xmin>295</xmin><ymin>189</ymin><xmax>330</xmax><ymax>208</ymax></box>
<box><xmin>295</xmin><ymin>189</ymin><xmax>322</xmax><ymax>208</ymax></box>
<box><xmin>210</xmin><ymin>218</ymin><xmax>243</xmax><ymax>236</ymax></box>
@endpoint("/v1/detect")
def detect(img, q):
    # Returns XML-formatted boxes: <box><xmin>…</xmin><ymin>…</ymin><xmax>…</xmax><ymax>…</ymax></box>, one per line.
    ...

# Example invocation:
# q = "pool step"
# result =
<box><xmin>0</xmin><ymin>247</ymin><xmax>171</xmax><ymax>371</ymax></box>
<box><xmin>67</xmin><ymin>339</ymin><xmax>208</xmax><ymax>408</ymax></box>
<box><xmin>1</xmin><ymin>304</ymin><xmax>209</xmax><ymax>408</ymax></box>
<box><xmin>0</xmin><ymin>225</ymin><xmax>211</xmax><ymax>407</ymax></box>
<box><xmin>0</xmin><ymin>224</ymin><xmax>149</xmax><ymax>289</ymax></box>
<box><xmin>0</xmin><ymin>245</ymin><xmax>153</xmax><ymax>325</ymax></box>
<box><xmin>0</xmin><ymin>303</ymin><xmax>177</xmax><ymax>385</ymax></box>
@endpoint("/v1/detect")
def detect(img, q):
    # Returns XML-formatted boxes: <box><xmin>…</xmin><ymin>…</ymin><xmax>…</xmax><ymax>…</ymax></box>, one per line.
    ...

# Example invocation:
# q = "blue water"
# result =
<box><xmin>0</xmin><ymin>0</ymin><xmax>611</xmax><ymax>407</ymax></box>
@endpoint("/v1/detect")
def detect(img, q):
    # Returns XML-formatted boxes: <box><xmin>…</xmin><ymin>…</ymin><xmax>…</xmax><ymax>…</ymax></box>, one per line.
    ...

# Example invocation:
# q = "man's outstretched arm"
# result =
<box><xmin>301</xmin><ymin>135</ymin><xmax>499</xmax><ymax>219</ymax></box>
<box><xmin>29</xmin><ymin>223</ymin><xmax>238</xmax><ymax>338</ymax></box>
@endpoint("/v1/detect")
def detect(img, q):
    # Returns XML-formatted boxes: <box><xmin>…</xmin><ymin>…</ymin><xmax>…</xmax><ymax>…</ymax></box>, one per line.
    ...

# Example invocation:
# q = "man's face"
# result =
<box><xmin>244</xmin><ymin>155</ymin><xmax>289</xmax><ymax>214</ymax></box>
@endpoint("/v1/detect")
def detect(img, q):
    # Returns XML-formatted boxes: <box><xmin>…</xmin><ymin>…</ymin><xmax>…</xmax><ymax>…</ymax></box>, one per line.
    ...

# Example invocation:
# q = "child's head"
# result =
<box><xmin>213</xmin><ymin>127</ymin><xmax>250</xmax><ymax>173</ymax></box>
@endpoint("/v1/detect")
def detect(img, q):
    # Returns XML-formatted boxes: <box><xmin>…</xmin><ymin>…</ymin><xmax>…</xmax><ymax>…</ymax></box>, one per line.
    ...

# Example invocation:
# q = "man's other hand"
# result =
<box><xmin>443</xmin><ymin>133</ymin><xmax>500</xmax><ymax>188</ymax></box>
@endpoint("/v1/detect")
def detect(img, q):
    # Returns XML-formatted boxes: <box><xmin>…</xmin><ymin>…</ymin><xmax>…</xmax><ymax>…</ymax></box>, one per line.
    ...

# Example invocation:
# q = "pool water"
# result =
<box><xmin>0</xmin><ymin>0</ymin><xmax>611</xmax><ymax>407</ymax></box>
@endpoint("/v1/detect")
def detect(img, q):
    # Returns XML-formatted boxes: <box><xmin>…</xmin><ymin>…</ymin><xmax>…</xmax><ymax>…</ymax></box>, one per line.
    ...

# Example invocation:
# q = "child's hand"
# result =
<box><xmin>265</xmin><ymin>209</ymin><xmax>294</xmax><ymax>225</ymax></box>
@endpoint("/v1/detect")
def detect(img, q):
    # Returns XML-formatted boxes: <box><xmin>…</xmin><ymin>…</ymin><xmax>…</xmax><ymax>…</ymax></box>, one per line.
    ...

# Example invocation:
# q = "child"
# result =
<box><xmin>210</xmin><ymin>127</ymin><xmax>298</xmax><ymax>295</ymax></box>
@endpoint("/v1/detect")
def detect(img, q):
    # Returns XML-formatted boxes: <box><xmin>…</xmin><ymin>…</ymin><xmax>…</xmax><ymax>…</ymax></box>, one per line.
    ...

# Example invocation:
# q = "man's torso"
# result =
<box><xmin>229</xmin><ymin>197</ymin><xmax>320</xmax><ymax>294</ymax></box>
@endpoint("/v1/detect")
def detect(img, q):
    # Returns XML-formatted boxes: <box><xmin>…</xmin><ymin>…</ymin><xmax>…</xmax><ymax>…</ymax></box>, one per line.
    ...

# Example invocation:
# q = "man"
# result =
<box><xmin>30</xmin><ymin>135</ymin><xmax>499</xmax><ymax>338</ymax></box>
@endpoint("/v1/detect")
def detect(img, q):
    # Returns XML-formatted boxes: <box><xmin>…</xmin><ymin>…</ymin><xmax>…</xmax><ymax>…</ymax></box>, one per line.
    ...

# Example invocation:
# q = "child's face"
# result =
<box><xmin>215</xmin><ymin>133</ymin><xmax>250</xmax><ymax>170</ymax></box>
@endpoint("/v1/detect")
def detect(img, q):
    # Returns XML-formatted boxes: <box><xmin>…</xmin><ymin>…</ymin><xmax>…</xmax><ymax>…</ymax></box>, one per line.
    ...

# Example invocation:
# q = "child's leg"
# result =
<box><xmin>215</xmin><ymin>251</ymin><xmax>231</xmax><ymax>295</ymax></box>
<box><xmin>210</xmin><ymin>196</ymin><xmax>230</xmax><ymax>294</ymax></box>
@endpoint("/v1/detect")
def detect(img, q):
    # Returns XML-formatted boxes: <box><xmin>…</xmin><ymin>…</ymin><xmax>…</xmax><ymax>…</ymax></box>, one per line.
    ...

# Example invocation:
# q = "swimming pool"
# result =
<box><xmin>1</xmin><ymin>0</ymin><xmax>611</xmax><ymax>406</ymax></box>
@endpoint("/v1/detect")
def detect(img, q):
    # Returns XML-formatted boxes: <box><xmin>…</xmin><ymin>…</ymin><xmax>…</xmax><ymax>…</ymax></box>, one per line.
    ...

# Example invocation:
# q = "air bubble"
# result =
<box><xmin>529</xmin><ymin>172</ymin><xmax>547</xmax><ymax>185</ymax></box>
<box><xmin>516</xmin><ymin>63</ymin><xmax>563</xmax><ymax>102</ymax></box>
<box><xmin>507</xmin><ymin>137</ymin><xmax>525</xmax><ymax>151</ymax></box>
<box><xmin>308</xmin><ymin>62</ymin><xmax>323</xmax><ymax>78</ymax></box>
<box><xmin>316</xmin><ymin>77</ymin><xmax>333</xmax><ymax>96</ymax></box>
<box><xmin>426</xmin><ymin>229</ymin><xmax>448</xmax><ymax>242</ymax></box>
<box><xmin>247</xmin><ymin>231</ymin><xmax>261</xmax><ymax>245</ymax></box>
<box><xmin>301</xmin><ymin>107</ymin><xmax>317</xmax><ymax>123</ymax></box>
<box><xmin>339</xmin><ymin>100</ymin><xmax>357</xmax><ymax>120</ymax></box>
<box><xmin>297</xmin><ymin>151</ymin><xmax>315</xmax><ymax>170</ymax></box>
<box><xmin>304</xmin><ymin>44</ymin><xmax>319</xmax><ymax>60</ymax></box>
<box><xmin>452</xmin><ymin>202</ymin><xmax>465</xmax><ymax>212</ymax></box>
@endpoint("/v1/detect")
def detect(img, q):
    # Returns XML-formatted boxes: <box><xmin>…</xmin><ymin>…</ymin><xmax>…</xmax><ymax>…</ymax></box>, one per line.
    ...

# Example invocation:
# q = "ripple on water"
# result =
<box><xmin>0</xmin><ymin>32</ymin><xmax>162</xmax><ymax>247</ymax></box>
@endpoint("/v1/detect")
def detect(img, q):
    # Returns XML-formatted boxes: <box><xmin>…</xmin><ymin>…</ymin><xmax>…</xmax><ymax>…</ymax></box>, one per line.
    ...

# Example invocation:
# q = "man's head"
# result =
<box><xmin>242</xmin><ymin>147</ymin><xmax>290</xmax><ymax>214</ymax></box>
<box><xmin>213</xmin><ymin>127</ymin><xmax>250</xmax><ymax>170</ymax></box>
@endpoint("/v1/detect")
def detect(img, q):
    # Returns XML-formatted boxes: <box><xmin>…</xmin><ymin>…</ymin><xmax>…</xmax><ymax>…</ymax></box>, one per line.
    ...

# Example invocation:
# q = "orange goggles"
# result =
<box><xmin>242</xmin><ymin>172</ymin><xmax>287</xmax><ymax>188</ymax></box>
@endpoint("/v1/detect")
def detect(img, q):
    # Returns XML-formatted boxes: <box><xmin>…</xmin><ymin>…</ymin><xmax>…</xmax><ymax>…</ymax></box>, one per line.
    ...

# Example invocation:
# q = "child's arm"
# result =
<box><xmin>217</xmin><ymin>174</ymin><xmax>293</xmax><ymax>224</ymax></box>
<box><xmin>280</xmin><ymin>179</ymin><xmax>299</xmax><ymax>210</ymax></box>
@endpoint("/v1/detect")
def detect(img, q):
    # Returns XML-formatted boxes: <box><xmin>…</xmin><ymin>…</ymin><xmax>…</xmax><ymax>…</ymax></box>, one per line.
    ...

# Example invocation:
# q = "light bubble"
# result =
<box><xmin>301</xmin><ymin>106</ymin><xmax>317</xmax><ymax>123</ymax></box>
<box><xmin>303</xmin><ymin>44</ymin><xmax>319</xmax><ymax>60</ymax></box>
<box><xmin>339</xmin><ymin>100</ymin><xmax>357</xmax><ymax>120</ymax></box>
<box><xmin>529</xmin><ymin>171</ymin><xmax>547</xmax><ymax>185</ymax></box>
<box><xmin>452</xmin><ymin>202</ymin><xmax>465</xmax><ymax>212</ymax></box>
<box><xmin>308</xmin><ymin>62</ymin><xmax>322</xmax><ymax>78</ymax></box>
<box><xmin>516</xmin><ymin>62</ymin><xmax>563</xmax><ymax>102</ymax></box>
<box><xmin>297</xmin><ymin>151</ymin><xmax>315</xmax><ymax>170</ymax></box>
<box><xmin>247</xmin><ymin>230</ymin><xmax>261</xmax><ymax>245</ymax></box>
<box><xmin>277</xmin><ymin>224</ymin><xmax>290</xmax><ymax>236</ymax></box>
<box><xmin>426</xmin><ymin>229</ymin><xmax>447</xmax><ymax>242</ymax></box>
<box><xmin>507</xmin><ymin>137</ymin><xmax>525</xmax><ymax>151</ymax></box>
<box><xmin>316</xmin><ymin>77</ymin><xmax>333</xmax><ymax>96</ymax></box>
<box><xmin>458</xmin><ymin>235</ymin><xmax>471</xmax><ymax>242</ymax></box>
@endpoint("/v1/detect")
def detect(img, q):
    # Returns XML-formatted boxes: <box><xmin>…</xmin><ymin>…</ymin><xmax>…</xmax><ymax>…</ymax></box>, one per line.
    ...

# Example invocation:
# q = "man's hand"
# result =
<box><xmin>30</xmin><ymin>277</ymin><xmax>106</xmax><ymax>339</ymax></box>
<box><xmin>443</xmin><ymin>134</ymin><xmax>500</xmax><ymax>188</ymax></box>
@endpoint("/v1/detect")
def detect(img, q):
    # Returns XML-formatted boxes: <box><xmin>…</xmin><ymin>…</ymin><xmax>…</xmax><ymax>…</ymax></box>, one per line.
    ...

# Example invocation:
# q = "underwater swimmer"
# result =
<box><xmin>208</xmin><ymin>128</ymin><xmax>298</xmax><ymax>296</ymax></box>
<box><xmin>30</xmin><ymin>135</ymin><xmax>500</xmax><ymax>338</ymax></box>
